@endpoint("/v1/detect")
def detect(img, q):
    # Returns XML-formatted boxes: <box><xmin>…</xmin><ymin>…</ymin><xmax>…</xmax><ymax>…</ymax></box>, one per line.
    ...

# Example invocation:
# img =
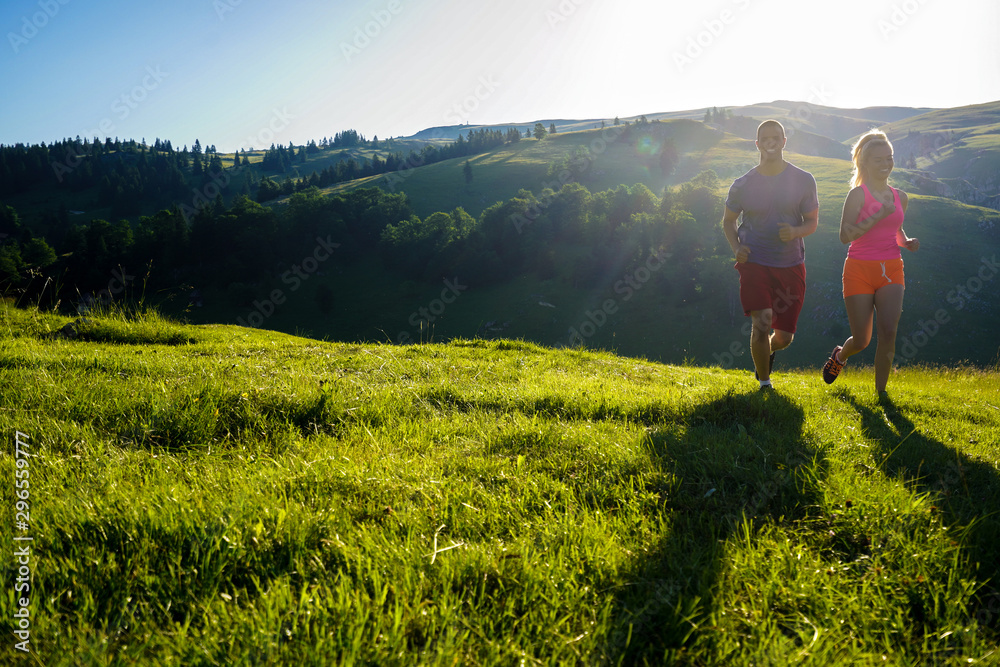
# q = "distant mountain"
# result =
<box><xmin>394</xmin><ymin>100</ymin><xmax>1000</xmax><ymax>210</ymax></box>
<box><xmin>878</xmin><ymin>101</ymin><xmax>1000</xmax><ymax>208</ymax></box>
<box><xmin>403</xmin><ymin>101</ymin><xmax>938</xmax><ymax>145</ymax></box>
<box><xmin>409</xmin><ymin>120</ymin><xmax>583</xmax><ymax>142</ymax></box>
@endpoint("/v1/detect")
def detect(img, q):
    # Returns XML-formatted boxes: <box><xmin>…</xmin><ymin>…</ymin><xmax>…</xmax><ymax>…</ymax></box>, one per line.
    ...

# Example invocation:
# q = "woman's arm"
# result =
<box><xmin>894</xmin><ymin>191</ymin><xmax>919</xmax><ymax>251</ymax></box>
<box><xmin>838</xmin><ymin>187</ymin><xmax>864</xmax><ymax>244</ymax></box>
<box><xmin>840</xmin><ymin>186</ymin><xmax>893</xmax><ymax>244</ymax></box>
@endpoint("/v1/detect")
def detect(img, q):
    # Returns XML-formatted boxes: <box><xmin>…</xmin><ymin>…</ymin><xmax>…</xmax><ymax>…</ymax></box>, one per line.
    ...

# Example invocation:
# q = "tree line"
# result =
<box><xmin>2</xmin><ymin>167</ymin><xmax>728</xmax><ymax>316</ymax></box>
<box><xmin>0</xmin><ymin>125</ymin><xmax>526</xmax><ymax>220</ymax></box>
<box><xmin>0</xmin><ymin>125</ymin><xmax>529</xmax><ymax>298</ymax></box>
<box><xmin>378</xmin><ymin>170</ymin><xmax>726</xmax><ymax>291</ymax></box>
<box><xmin>254</xmin><ymin>127</ymin><xmax>524</xmax><ymax>202</ymax></box>
<box><xmin>1</xmin><ymin>122</ymin><xmax>728</xmax><ymax>317</ymax></box>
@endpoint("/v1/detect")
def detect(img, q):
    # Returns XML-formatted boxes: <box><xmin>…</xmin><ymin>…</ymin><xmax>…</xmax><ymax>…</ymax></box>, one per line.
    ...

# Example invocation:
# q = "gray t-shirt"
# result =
<box><xmin>725</xmin><ymin>163</ymin><xmax>819</xmax><ymax>268</ymax></box>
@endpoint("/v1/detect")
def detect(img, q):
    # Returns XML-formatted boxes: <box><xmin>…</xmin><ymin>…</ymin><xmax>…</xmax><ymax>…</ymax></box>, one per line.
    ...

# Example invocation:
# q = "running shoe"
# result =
<box><xmin>822</xmin><ymin>346</ymin><xmax>845</xmax><ymax>384</ymax></box>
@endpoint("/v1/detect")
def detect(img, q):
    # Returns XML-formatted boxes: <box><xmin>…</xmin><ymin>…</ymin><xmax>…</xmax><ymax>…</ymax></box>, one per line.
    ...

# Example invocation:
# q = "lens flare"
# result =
<box><xmin>636</xmin><ymin>135</ymin><xmax>662</xmax><ymax>156</ymax></box>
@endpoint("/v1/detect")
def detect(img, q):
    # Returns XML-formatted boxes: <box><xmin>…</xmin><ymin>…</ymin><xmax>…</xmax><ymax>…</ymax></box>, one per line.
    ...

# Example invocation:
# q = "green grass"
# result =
<box><xmin>2</xmin><ymin>304</ymin><xmax>999</xmax><ymax>665</ymax></box>
<box><xmin>312</xmin><ymin>120</ymin><xmax>723</xmax><ymax>219</ymax></box>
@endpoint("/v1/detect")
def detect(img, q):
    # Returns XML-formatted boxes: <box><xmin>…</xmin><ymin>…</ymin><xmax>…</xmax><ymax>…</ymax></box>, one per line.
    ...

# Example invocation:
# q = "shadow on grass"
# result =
<box><xmin>835</xmin><ymin>389</ymin><xmax>1000</xmax><ymax>634</ymax></box>
<box><xmin>605</xmin><ymin>389</ymin><xmax>823</xmax><ymax>663</ymax></box>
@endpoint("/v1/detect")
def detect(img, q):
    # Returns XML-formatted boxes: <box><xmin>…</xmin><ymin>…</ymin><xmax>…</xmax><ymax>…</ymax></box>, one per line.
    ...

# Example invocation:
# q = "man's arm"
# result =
<box><xmin>778</xmin><ymin>208</ymin><xmax>819</xmax><ymax>241</ymax></box>
<box><xmin>722</xmin><ymin>206</ymin><xmax>750</xmax><ymax>262</ymax></box>
<box><xmin>779</xmin><ymin>173</ymin><xmax>820</xmax><ymax>242</ymax></box>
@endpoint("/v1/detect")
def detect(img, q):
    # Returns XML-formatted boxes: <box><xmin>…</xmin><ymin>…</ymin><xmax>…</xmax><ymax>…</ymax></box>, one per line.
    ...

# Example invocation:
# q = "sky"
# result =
<box><xmin>2</xmin><ymin>0</ymin><xmax>999</xmax><ymax>153</ymax></box>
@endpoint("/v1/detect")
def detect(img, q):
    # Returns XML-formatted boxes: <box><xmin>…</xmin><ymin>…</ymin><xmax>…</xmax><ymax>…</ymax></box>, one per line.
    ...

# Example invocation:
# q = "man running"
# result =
<box><xmin>721</xmin><ymin>120</ymin><xmax>819</xmax><ymax>389</ymax></box>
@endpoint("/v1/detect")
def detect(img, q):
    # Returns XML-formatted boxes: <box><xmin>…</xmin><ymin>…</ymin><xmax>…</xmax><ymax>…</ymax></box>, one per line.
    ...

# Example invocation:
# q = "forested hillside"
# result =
<box><xmin>2</xmin><ymin>103</ymin><xmax>998</xmax><ymax>368</ymax></box>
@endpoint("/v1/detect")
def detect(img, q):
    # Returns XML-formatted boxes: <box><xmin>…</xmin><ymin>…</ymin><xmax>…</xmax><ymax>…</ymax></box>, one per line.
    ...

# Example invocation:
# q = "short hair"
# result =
<box><xmin>756</xmin><ymin>120</ymin><xmax>786</xmax><ymax>141</ymax></box>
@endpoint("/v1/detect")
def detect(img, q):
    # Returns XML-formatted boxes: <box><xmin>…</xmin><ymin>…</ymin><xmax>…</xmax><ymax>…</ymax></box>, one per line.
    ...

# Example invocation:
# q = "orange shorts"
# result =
<box><xmin>843</xmin><ymin>258</ymin><xmax>905</xmax><ymax>297</ymax></box>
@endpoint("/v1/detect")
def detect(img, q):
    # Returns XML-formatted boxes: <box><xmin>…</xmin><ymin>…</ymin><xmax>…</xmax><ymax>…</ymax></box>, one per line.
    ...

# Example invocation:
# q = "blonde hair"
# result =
<box><xmin>850</xmin><ymin>130</ymin><xmax>893</xmax><ymax>188</ymax></box>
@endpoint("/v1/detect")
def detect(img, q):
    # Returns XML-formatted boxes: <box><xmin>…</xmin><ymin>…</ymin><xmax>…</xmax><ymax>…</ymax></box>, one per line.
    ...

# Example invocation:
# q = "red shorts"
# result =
<box><xmin>735</xmin><ymin>261</ymin><xmax>806</xmax><ymax>333</ymax></box>
<box><xmin>843</xmin><ymin>257</ymin><xmax>905</xmax><ymax>297</ymax></box>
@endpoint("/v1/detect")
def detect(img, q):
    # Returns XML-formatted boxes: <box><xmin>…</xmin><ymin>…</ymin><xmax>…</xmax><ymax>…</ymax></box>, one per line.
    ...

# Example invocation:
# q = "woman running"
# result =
<box><xmin>822</xmin><ymin>130</ymin><xmax>919</xmax><ymax>395</ymax></box>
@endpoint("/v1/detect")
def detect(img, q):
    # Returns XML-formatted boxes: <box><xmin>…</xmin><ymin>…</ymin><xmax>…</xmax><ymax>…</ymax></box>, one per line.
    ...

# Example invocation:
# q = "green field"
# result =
<box><xmin>2</xmin><ymin>305</ymin><xmax>999</xmax><ymax>665</ymax></box>
<box><xmin>308</xmin><ymin>102</ymin><xmax>1000</xmax><ymax>218</ymax></box>
<box><xmin>4</xmin><ymin>104</ymin><xmax>999</xmax><ymax>370</ymax></box>
<box><xmin>185</xmin><ymin>131</ymin><xmax>1000</xmax><ymax>371</ymax></box>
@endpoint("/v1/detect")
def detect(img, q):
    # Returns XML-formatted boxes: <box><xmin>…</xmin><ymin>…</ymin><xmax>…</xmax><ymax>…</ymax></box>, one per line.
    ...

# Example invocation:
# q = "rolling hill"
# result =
<box><xmin>242</xmin><ymin>107</ymin><xmax>1000</xmax><ymax>370</ymax></box>
<box><xmin>1</xmin><ymin>305</ymin><xmax>998</xmax><ymax>664</ymax></box>
<box><xmin>2</xmin><ymin>100</ymin><xmax>998</xmax><ymax>370</ymax></box>
<box><xmin>2</xmin><ymin>101</ymin><xmax>1000</xmax><ymax>663</ymax></box>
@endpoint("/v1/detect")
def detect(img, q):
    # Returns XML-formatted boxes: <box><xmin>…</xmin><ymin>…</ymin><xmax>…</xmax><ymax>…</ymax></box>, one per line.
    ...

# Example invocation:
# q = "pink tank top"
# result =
<box><xmin>847</xmin><ymin>185</ymin><xmax>904</xmax><ymax>261</ymax></box>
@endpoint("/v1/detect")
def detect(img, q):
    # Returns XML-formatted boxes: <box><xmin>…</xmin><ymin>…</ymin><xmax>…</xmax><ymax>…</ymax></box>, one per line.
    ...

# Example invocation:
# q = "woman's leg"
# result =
<box><xmin>873</xmin><ymin>284</ymin><xmax>905</xmax><ymax>392</ymax></box>
<box><xmin>840</xmin><ymin>293</ymin><xmax>875</xmax><ymax>361</ymax></box>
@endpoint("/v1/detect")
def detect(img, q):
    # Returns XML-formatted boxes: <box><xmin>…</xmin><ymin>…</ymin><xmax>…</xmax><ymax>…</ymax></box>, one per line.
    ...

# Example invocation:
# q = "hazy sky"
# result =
<box><xmin>2</xmin><ymin>0</ymin><xmax>998</xmax><ymax>152</ymax></box>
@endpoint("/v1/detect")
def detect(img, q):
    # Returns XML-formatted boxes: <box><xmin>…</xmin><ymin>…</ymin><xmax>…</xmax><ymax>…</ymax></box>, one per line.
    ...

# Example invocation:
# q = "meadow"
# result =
<box><xmin>192</xmin><ymin>147</ymin><xmax>999</xmax><ymax>375</ymax></box>
<box><xmin>243</xmin><ymin>116</ymin><xmax>998</xmax><ymax>371</ymax></box>
<box><xmin>2</xmin><ymin>304</ymin><xmax>998</xmax><ymax>665</ymax></box>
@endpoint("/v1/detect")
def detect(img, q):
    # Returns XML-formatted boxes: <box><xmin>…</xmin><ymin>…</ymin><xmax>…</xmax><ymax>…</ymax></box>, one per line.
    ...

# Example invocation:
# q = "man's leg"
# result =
<box><xmin>767</xmin><ymin>262</ymin><xmax>806</xmax><ymax>374</ymax></box>
<box><xmin>750</xmin><ymin>309</ymin><xmax>774</xmax><ymax>381</ymax></box>
<box><xmin>770</xmin><ymin>329</ymin><xmax>794</xmax><ymax>352</ymax></box>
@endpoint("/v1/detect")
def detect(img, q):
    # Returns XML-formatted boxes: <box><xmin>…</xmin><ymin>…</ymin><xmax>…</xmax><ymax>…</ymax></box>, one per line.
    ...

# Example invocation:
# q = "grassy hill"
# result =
<box><xmin>876</xmin><ymin>101</ymin><xmax>1000</xmax><ymax>209</ymax></box>
<box><xmin>211</xmin><ymin>118</ymin><xmax>1000</xmax><ymax>371</ymax></box>
<box><xmin>1</xmin><ymin>305</ymin><xmax>998</xmax><ymax>665</ymax></box>
<box><xmin>4</xmin><ymin>102</ymin><xmax>998</xmax><ymax>372</ymax></box>
<box><xmin>311</xmin><ymin>119</ymin><xmax>724</xmax><ymax>219</ymax></box>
